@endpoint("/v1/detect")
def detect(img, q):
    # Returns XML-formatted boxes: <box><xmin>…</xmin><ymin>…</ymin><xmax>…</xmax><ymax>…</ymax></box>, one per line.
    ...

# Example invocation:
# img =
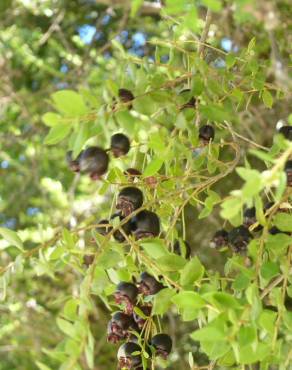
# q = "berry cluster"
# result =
<box><xmin>66</xmin><ymin>132</ymin><xmax>130</xmax><ymax>180</ymax></box>
<box><xmin>107</xmin><ymin>274</ymin><xmax>172</xmax><ymax>369</ymax></box>
<box><xmin>209</xmin><ymin>125</ymin><xmax>292</xmax><ymax>253</ymax></box>
<box><xmin>211</xmin><ymin>202</ymin><xmax>291</xmax><ymax>253</ymax></box>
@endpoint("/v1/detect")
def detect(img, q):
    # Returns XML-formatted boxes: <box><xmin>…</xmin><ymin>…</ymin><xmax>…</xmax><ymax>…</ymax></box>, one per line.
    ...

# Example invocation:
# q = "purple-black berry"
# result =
<box><xmin>117</xmin><ymin>187</ymin><xmax>143</xmax><ymax>217</ymax></box>
<box><xmin>79</xmin><ymin>146</ymin><xmax>109</xmax><ymax>180</ymax></box>
<box><xmin>131</xmin><ymin>210</ymin><xmax>160</xmax><ymax>240</ymax></box>
<box><xmin>110</xmin><ymin>133</ymin><xmax>130</xmax><ymax>158</ymax></box>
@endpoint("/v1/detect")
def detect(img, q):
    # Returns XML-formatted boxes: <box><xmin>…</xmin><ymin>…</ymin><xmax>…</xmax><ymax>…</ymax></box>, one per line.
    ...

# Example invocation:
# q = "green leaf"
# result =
<box><xmin>238</xmin><ymin>326</ymin><xmax>257</xmax><ymax>347</ymax></box>
<box><xmin>200</xmin><ymin>104</ymin><xmax>231</xmax><ymax>122</ymax></box>
<box><xmin>180</xmin><ymin>256</ymin><xmax>205</xmax><ymax>286</ymax></box>
<box><xmin>51</xmin><ymin>90</ymin><xmax>87</xmax><ymax>116</ymax></box>
<box><xmin>42</xmin><ymin>112</ymin><xmax>62</xmax><ymax>127</ymax></box>
<box><xmin>183</xmin><ymin>8</ymin><xmax>199</xmax><ymax>32</ymax></box>
<box><xmin>131</xmin><ymin>0</ymin><xmax>143</xmax><ymax>17</ymax></box>
<box><xmin>152</xmin><ymin>288</ymin><xmax>175</xmax><ymax>315</ymax></box>
<box><xmin>260</xmin><ymin>261</ymin><xmax>280</xmax><ymax>280</ymax></box>
<box><xmin>56</xmin><ymin>318</ymin><xmax>76</xmax><ymax>338</ymax></box>
<box><xmin>133</xmin><ymin>95</ymin><xmax>158</xmax><ymax>116</ymax></box>
<box><xmin>258</xmin><ymin>310</ymin><xmax>277</xmax><ymax>335</ymax></box>
<box><xmin>72</xmin><ymin>122</ymin><xmax>91</xmax><ymax>158</ymax></box>
<box><xmin>204</xmin><ymin>292</ymin><xmax>241</xmax><ymax>310</ymax></box>
<box><xmin>266</xmin><ymin>233</ymin><xmax>291</xmax><ymax>255</ymax></box>
<box><xmin>201</xmin><ymin>0</ymin><xmax>222</xmax><ymax>12</ymax></box>
<box><xmin>143</xmin><ymin>158</ymin><xmax>164</xmax><ymax>177</ymax></box>
<box><xmin>140</xmin><ymin>239</ymin><xmax>169</xmax><ymax>259</ymax></box>
<box><xmin>172</xmin><ymin>291</ymin><xmax>205</xmax><ymax>310</ymax></box>
<box><xmin>36</xmin><ymin>362</ymin><xmax>53</xmax><ymax>370</ymax></box>
<box><xmin>262</xmin><ymin>89</ymin><xmax>273</xmax><ymax>108</ymax></box>
<box><xmin>247</xmin><ymin>37</ymin><xmax>256</xmax><ymax>53</ymax></box>
<box><xmin>273</xmin><ymin>213</ymin><xmax>292</xmax><ymax>232</ymax></box>
<box><xmin>148</xmin><ymin>132</ymin><xmax>166</xmax><ymax>153</ymax></box>
<box><xmin>249</xmin><ymin>149</ymin><xmax>274</xmax><ymax>163</ymax></box>
<box><xmin>63</xmin><ymin>299</ymin><xmax>79</xmax><ymax>321</ymax></box>
<box><xmin>0</xmin><ymin>227</ymin><xmax>23</xmax><ymax>251</ymax></box>
<box><xmin>238</xmin><ymin>343</ymin><xmax>270</xmax><ymax>364</ymax></box>
<box><xmin>96</xmin><ymin>249</ymin><xmax>122</xmax><ymax>269</ymax></box>
<box><xmin>156</xmin><ymin>254</ymin><xmax>186</xmax><ymax>271</ymax></box>
<box><xmin>221</xmin><ymin>197</ymin><xmax>243</xmax><ymax>220</ymax></box>
<box><xmin>165</xmin><ymin>0</ymin><xmax>186</xmax><ymax>14</ymax></box>
<box><xmin>191</xmin><ymin>326</ymin><xmax>225</xmax><ymax>342</ymax></box>
<box><xmin>44</xmin><ymin>124</ymin><xmax>71</xmax><ymax>145</ymax></box>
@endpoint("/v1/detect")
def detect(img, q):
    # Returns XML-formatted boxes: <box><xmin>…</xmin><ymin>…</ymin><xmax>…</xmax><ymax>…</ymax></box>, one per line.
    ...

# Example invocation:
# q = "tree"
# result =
<box><xmin>0</xmin><ymin>0</ymin><xmax>291</xmax><ymax>369</ymax></box>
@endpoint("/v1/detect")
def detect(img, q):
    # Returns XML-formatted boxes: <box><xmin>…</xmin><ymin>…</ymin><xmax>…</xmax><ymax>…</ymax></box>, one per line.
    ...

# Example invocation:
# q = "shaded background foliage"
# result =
<box><xmin>0</xmin><ymin>0</ymin><xmax>291</xmax><ymax>369</ymax></box>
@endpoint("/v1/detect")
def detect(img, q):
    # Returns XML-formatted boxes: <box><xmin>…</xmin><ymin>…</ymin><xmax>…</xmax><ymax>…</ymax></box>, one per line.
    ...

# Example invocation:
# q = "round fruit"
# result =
<box><xmin>66</xmin><ymin>150</ymin><xmax>82</xmax><ymax>172</ymax></box>
<box><xmin>173</xmin><ymin>239</ymin><xmax>191</xmax><ymax>259</ymax></box>
<box><xmin>228</xmin><ymin>225</ymin><xmax>252</xmax><ymax>253</ymax></box>
<box><xmin>210</xmin><ymin>229</ymin><xmax>229</xmax><ymax>249</ymax></box>
<box><xmin>179</xmin><ymin>88</ymin><xmax>196</xmax><ymax>109</ymax></box>
<box><xmin>138</xmin><ymin>272</ymin><xmax>163</xmax><ymax>296</ymax></box>
<box><xmin>114</xmin><ymin>282</ymin><xmax>138</xmax><ymax>314</ymax></box>
<box><xmin>117</xmin><ymin>187</ymin><xmax>143</xmax><ymax>217</ymax></box>
<box><xmin>110</xmin><ymin>133</ymin><xmax>130</xmax><ymax>157</ymax></box>
<box><xmin>79</xmin><ymin>146</ymin><xmax>109</xmax><ymax>179</ymax></box>
<box><xmin>83</xmin><ymin>255</ymin><xmax>94</xmax><ymax>266</ymax></box>
<box><xmin>150</xmin><ymin>333</ymin><xmax>172</xmax><ymax>358</ymax></box>
<box><xmin>118</xmin><ymin>88</ymin><xmax>135</xmax><ymax>103</ymax></box>
<box><xmin>117</xmin><ymin>342</ymin><xmax>142</xmax><ymax>369</ymax></box>
<box><xmin>107</xmin><ymin>311</ymin><xmax>136</xmax><ymax>343</ymax></box>
<box><xmin>111</xmin><ymin>213</ymin><xmax>133</xmax><ymax>243</ymax></box>
<box><xmin>199</xmin><ymin>125</ymin><xmax>215</xmax><ymax>143</ymax></box>
<box><xmin>131</xmin><ymin>210</ymin><xmax>160</xmax><ymax>239</ymax></box>
<box><xmin>96</xmin><ymin>219</ymin><xmax>112</xmax><ymax>236</ymax></box>
<box><xmin>279</xmin><ymin>125</ymin><xmax>292</xmax><ymax>141</ymax></box>
<box><xmin>243</xmin><ymin>207</ymin><xmax>263</xmax><ymax>232</ymax></box>
<box><xmin>284</xmin><ymin>160</ymin><xmax>292</xmax><ymax>187</ymax></box>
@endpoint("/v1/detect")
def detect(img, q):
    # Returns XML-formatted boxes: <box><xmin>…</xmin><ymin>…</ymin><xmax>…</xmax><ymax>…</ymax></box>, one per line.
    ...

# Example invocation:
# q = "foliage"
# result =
<box><xmin>0</xmin><ymin>0</ymin><xmax>291</xmax><ymax>369</ymax></box>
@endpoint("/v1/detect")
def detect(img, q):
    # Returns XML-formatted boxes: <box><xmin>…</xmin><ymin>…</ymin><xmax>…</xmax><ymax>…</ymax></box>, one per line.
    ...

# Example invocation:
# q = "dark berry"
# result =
<box><xmin>133</xmin><ymin>305</ymin><xmax>152</xmax><ymax>329</ymax></box>
<box><xmin>96</xmin><ymin>219</ymin><xmax>112</xmax><ymax>236</ymax></box>
<box><xmin>179</xmin><ymin>89</ymin><xmax>196</xmax><ymax>109</ymax></box>
<box><xmin>117</xmin><ymin>187</ymin><xmax>143</xmax><ymax>217</ymax></box>
<box><xmin>228</xmin><ymin>225</ymin><xmax>252</xmax><ymax>253</ymax></box>
<box><xmin>110</xmin><ymin>133</ymin><xmax>130</xmax><ymax>157</ymax></box>
<box><xmin>284</xmin><ymin>160</ymin><xmax>292</xmax><ymax>187</ymax></box>
<box><xmin>111</xmin><ymin>213</ymin><xmax>133</xmax><ymax>243</ymax></box>
<box><xmin>83</xmin><ymin>255</ymin><xmax>94</xmax><ymax>266</ymax></box>
<box><xmin>118</xmin><ymin>88</ymin><xmax>134</xmax><ymax>110</ymax></box>
<box><xmin>131</xmin><ymin>210</ymin><xmax>160</xmax><ymax>240</ymax></box>
<box><xmin>79</xmin><ymin>147</ymin><xmax>109</xmax><ymax>179</ymax></box>
<box><xmin>269</xmin><ymin>226</ymin><xmax>290</xmax><ymax>235</ymax></box>
<box><xmin>173</xmin><ymin>239</ymin><xmax>191</xmax><ymax>259</ymax></box>
<box><xmin>107</xmin><ymin>311</ymin><xmax>136</xmax><ymax>343</ymax></box>
<box><xmin>243</xmin><ymin>207</ymin><xmax>263</xmax><ymax>232</ymax></box>
<box><xmin>279</xmin><ymin>126</ymin><xmax>292</xmax><ymax>141</ymax></box>
<box><xmin>117</xmin><ymin>342</ymin><xmax>142</xmax><ymax>369</ymax></box>
<box><xmin>269</xmin><ymin>226</ymin><xmax>282</xmax><ymax>235</ymax></box>
<box><xmin>150</xmin><ymin>334</ymin><xmax>172</xmax><ymax>358</ymax></box>
<box><xmin>210</xmin><ymin>229</ymin><xmax>229</xmax><ymax>249</ymax></box>
<box><xmin>199</xmin><ymin>125</ymin><xmax>215</xmax><ymax>143</ymax></box>
<box><xmin>264</xmin><ymin>201</ymin><xmax>275</xmax><ymax>214</ymax></box>
<box><xmin>138</xmin><ymin>272</ymin><xmax>164</xmax><ymax>296</ymax></box>
<box><xmin>66</xmin><ymin>150</ymin><xmax>82</xmax><ymax>172</ymax></box>
<box><xmin>124</xmin><ymin>168</ymin><xmax>142</xmax><ymax>180</ymax></box>
<box><xmin>114</xmin><ymin>282</ymin><xmax>139</xmax><ymax>314</ymax></box>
